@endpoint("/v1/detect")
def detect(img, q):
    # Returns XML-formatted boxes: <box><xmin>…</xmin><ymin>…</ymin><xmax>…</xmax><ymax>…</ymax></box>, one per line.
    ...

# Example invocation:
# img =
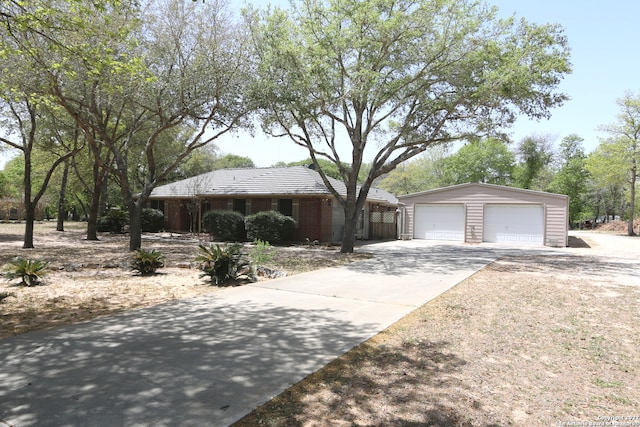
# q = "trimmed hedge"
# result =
<box><xmin>202</xmin><ymin>210</ymin><xmax>246</xmax><ymax>241</ymax></box>
<box><xmin>141</xmin><ymin>208</ymin><xmax>164</xmax><ymax>232</ymax></box>
<box><xmin>245</xmin><ymin>210</ymin><xmax>296</xmax><ymax>243</ymax></box>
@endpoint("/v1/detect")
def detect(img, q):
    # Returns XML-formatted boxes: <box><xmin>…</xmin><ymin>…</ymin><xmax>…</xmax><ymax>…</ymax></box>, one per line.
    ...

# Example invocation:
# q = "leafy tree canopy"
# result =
<box><xmin>440</xmin><ymin>138</ymin><xmax>515</xmax><ymax>186</ymax></box>
<box><xmin>512</xmin><ymin>135</ymin><xmax>555</xmax><ymax>190</ymax></box>
<box><xmin>591</xmin><ymin>91</ymin><xmax>640</xmax><ymax>235</ymax></box>
<box><xmin>549</xmin><ymin>134</ymin><xmax>589</xmax><ymax>222</ymax></box>
<box><xmin>212</xmin><ymin>154</ymin><xmax>256</xmax><ymax>170</ymax></box>
<box><xmin>246</xmin><ymin>0</ymin><xmax>571</xmax><ymax>252</ymax></box>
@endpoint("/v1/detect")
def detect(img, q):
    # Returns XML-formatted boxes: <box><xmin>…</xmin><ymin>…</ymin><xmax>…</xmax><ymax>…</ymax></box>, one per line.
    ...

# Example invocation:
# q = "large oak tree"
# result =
<box><xmin>247</xmin><ymin>0</ymin><xmax>571</xmax><ymax>252</ymax></box>
<box><xmin>2</xmin><ymin>0</ymin><xmax>253</xmax><ymax>250</ymax></box>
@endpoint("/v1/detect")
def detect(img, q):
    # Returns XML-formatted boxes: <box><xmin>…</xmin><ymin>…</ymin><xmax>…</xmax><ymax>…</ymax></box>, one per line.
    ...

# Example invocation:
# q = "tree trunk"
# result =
<box><xmin>628</xmin><ymin>167</ymin><xmax>637</xmax><ymax>236</ymax></box>
<box><xmin>23</xmin><ymin>201</ymin><xmax>35</xmax><ymax>249</ymax></box>
<box><xmin>85</xmin><ymin>171</ymin><xmax>104</xmax><ymax>241</ymax></box>
<box><xmin>340</xmin><ymin>215</ymin><xmax>357</xmax><ymax>253</ymax></box>
<box><xmin>86</xmin><ymin>188</ymin><xmax>101</xmax><ymax>241</ymax></box>
<box><xmin>99</xmin><ymin>173</ymin><xmax>109</xmax><ymax>216</ymax></box>
<box><xmin>56</xmin><ymin>161</ymin><xmax>70</xmax><ymax>232</ymax></box>
<box><xmin>22</xmin><ymin>147</ymin><xmax>35</xmax><ymax>249</ymax></box>
<box><xmin>340</xmin><ymin>196</ymin><xmax>362</xmax><ymax>253</ymax></box>
<box><xmin>129</xmin><ymin>203</ymin><xmax>143</xmax><ymax>251</ymax></box>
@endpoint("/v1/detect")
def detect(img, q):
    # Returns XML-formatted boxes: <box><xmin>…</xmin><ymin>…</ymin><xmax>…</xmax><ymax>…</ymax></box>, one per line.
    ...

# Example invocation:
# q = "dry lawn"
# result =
<box><xmin>0</xmin><ymin>222</ymin><xmax>368</xmax><ymax>339</ymax></box>
<box><xmin>1</xmin><ymin>221</ymin><xmax>639</xmax><ymax>426</ymax></box>
<box><xmin>232</xmin><ymin>232</ymin><xmax>640</xmax><ymax>426</ymax></box>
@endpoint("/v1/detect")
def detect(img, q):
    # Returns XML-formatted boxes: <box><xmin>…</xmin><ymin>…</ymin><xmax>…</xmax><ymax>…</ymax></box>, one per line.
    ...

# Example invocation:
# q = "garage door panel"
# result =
<box><xmin>414</xmin><ymin>204</ymin><xmax>464</xmax><ymax>241</ymax></box>
<box><xmin>484</xmin><ymin>205</ymin><xmax>543</xmax><ymax>244</ymax></box>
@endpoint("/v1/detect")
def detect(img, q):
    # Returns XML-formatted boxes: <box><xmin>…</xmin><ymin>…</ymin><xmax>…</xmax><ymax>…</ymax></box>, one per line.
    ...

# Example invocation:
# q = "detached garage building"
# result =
<box><xmin>398</xmin><ymin>183</ymin><xmax>569</xmax><ymax>247</ymax></box>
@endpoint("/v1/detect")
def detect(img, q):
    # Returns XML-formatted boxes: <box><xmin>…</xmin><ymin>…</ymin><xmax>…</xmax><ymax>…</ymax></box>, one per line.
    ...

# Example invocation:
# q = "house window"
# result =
<box><xmin>151</xmin><ymin>200</ymin><xmax>165</xmax><ymax>213</ymax></box>
<box><xmin>278</xmin><ymin>198</ymin><xmax>293</xmax><ymax>217</ymax></box>
<box><xmin>233</xmin><ymin>199</ymin><xmax>246</xmax><ymax>215</ymax></box>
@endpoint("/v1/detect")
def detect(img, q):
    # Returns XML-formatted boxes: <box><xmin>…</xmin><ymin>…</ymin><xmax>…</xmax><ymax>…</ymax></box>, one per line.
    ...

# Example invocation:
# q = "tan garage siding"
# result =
<box><xmin>544</xmin><ymin>203</ymin><xmax>569</xmax><ymax>247</ymax></box>
<box><xmin>398</xmin><ymin>183</ymin><xmax>568</xmax><ymax>247</ymax></box>
<box><xmin>402</xmin><ymin>204</ymin><xmax>415</xmax><ymax>240</ymax></box>
<box><xmin>466</xmin><ymin>203</ymin><xmax>483</xmax><ymax>243</ymax></box>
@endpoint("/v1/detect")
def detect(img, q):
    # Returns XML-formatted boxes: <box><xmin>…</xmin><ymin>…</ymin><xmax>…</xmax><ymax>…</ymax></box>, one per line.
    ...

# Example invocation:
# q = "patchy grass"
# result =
<box><xmin>232</xmin><ymin>255</ymin><xmax>640</xmax><ymax>427</ymax></box>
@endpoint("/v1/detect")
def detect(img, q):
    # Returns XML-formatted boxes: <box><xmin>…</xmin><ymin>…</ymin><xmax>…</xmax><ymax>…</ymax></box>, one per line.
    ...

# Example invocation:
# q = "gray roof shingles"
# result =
<box><xmin>150</xmin><ymin>166</ymin><xmax>397</xmax><ymax>205</ymax></box>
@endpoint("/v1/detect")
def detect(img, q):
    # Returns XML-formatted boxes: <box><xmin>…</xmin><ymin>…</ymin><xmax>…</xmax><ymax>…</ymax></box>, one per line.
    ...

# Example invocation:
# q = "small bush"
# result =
<box><xmin>245</xmin><ymin>211</ymin><xmax>296</xmax><ymax>243</ymax></box>
<box><xmin>249</xmin><ymin>239</ymin><xmax>277</xmax><ymax>266</ymax></box>
<box><xmin>141</xmin><ymin>208</ymin><xmax>164</xmax><ymax>233</ymax></box>
<box><xmin>130</xmin><ymin>249</ymin><xmax>164</xmax><ymax>275</ymax></box>
<box><xmin>202</xmin><ymin>210</ymin><xmax>246</xmax><ymax>241</ymax></box>
<box><xmin>194</xmin><ymin>243</ymin><xmax>254</xmax><ymax>286</ymax></box>
<box><xmin>3</xmin><ymin>257</ymin><xmax>49</xmax><ymax>286</ymax></box>
<box><xmin>97</xmin><ymin>209</ymin><xmax>129</xmax><ymax>233</ymax></box>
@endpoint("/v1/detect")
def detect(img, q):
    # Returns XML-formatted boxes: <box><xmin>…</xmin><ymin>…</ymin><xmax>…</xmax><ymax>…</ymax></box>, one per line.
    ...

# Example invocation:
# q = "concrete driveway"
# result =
<box><xmin>0</xmin><ymin>240</ymin><xmax>558</xmax><ymax>427</ymax></box>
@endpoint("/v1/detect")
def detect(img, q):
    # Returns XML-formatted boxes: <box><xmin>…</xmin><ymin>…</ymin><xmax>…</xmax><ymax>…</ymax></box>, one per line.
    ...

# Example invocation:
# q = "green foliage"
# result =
<box><xmin>130</xmin><ymin>249</ymin><xmax>164</xmax><ymax>275</ymax></box>
<box><xmin>245</xmin><ymin>211</ymin><xmax>296</xmax><ymax>243</ymax></box>
<box><xmin>141</xmin><ymin>208</ymin><xmax>164</xmax><ymax>233</ymax></box>
<box><xmin>97</xmin><ymin>209</ymin><xmax>129</xmax><ymax>233</ymax></box>
<box><xmin>440</xmin><ymin>139</ymin><xmax>515</xmax><ymax>186</ymax></box>
<box><xmin>3</xmin><ymin>257</ymin><xmax>49</xmax><ymax>286</ymax></box>
<box><xmin>549</xmin><ymin>134</ymin><xmax>589</xmax><ymax>222</ymax></box>
<box><xmin>249</xmin><ymin>239</ymin><xmax>277</xmax><ymax>266</ymax></box>
<box><xmin>202</xmin><ymin>210</ymin><xmax>246</xmax><ymax>241</ymax></box>
<box><xmin>513</xmin><ymin>135</ymin><xmax>555</xmax><ymax>190</ymax></box>
<box><xmin>0</xmin><ymin>171</ymin><xmax>12</xmax><ymax>199</ymax></box>
<box><xmin>247</xmin><ymin>0</ymin><xmax>570</xmax><ymax>252</ymax></box>
<box><xmin>212</xmin><ymin>154</ymin><xmax>255</xmax><ymax>170</ymax></box>
<box><xmin>376</xmin><ymin>146</ymin><xmax>450</xmax><ymax>195</ymax></box>
<box><xmin>594</xmin><ymin>91</ymin><xmax>640</xmax><ymax>235</ymax></box>
<box><xmin>0</xmin><ymin>156</ymin><xmax>24</xmax><ymax>199</ymax></box>
<box><xmin>194</xmin><ymin>243</ymin><xmax>254</xmax><ymax>286</ymax></box>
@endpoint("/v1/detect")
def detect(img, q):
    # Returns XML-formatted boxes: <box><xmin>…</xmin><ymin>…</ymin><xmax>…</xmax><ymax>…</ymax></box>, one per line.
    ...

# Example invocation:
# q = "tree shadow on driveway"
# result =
<box><xmin>0</xmin><ymin>293</ymin><xmax>382</xmax><ymax>427</ymax></box>
<box><xmin>347</xmin><ymin>241</ymin><xmax>558</xmax><ymax>278</ymax></box>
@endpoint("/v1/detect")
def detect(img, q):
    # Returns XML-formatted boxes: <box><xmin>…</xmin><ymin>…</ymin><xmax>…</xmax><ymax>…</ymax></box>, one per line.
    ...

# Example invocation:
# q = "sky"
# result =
<box><xmin>2</xmin><ymin>0</ymin><xmax>638</xmax><ymax>169</ymax></box>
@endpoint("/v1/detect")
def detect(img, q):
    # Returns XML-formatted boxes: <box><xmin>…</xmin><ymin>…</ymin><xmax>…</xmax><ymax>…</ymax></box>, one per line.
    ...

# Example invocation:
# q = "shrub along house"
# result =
<box><xmin>148</xmin><ymin>165</ymin><xmax>398</xmax><ymax>243</ymax></box>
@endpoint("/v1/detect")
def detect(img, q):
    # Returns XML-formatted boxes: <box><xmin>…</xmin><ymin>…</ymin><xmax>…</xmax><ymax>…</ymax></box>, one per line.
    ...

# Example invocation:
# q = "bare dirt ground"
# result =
<box><xmin>232</xmin><ymin>226</ymin><xmax>640</xmax><ymax>427</ymax></box>
<box><xmin>2</xmin><ymin>221</ymin><xmax>639</xmax><ymax>426</ymax></box>
<box><xmin>0</xmin><ymin>222</ymin><xmax>368</xmax><ymax>339</ymax></box>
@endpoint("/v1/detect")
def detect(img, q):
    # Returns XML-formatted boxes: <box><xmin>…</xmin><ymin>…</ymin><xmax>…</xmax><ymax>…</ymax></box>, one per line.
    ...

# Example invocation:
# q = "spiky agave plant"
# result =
<box><xmin>194</xmin><ymin>243</ymin><xmax>253</xmax><ymax>285</ymax></box>
<box><xmin>130</xmin><ymin>249</ymin><xmax>164</xmax><ymax>275</ymax></box>
<box><xmin>4</xmin><ymin>257</ymin><xmax>49</xmax><ymax>286</ymax></box>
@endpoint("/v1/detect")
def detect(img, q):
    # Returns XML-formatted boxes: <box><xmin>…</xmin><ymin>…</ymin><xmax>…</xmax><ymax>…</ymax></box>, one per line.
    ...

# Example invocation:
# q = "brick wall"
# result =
<box><xmin>293</xmin><ymin>198</ymin><xmax>333</xmax><ymax>242</ymax></box>
<box><xmin>249</xmin><ymin>198</ymin><xmax>272</xmax><ymax>214</ymax></box>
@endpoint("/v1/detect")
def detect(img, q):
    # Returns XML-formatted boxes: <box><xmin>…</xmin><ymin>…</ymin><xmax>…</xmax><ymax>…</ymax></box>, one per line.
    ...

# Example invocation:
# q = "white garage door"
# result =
<box><xmin>483</xmin><ymin>204</ymin><xmax>544</xmax><ymax>244</ymax></box>
<box><xmin>414</xmin><ymin>204</ymin><xmax>465</xmax><ymax>241</ymax></box>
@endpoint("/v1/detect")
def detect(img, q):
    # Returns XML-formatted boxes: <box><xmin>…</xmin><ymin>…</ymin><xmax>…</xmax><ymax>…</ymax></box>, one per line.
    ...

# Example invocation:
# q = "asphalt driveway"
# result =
<box><xmin>0</xmin><ymin>240</ymin><xmax>558</xmax><ymax>427</ymax></box>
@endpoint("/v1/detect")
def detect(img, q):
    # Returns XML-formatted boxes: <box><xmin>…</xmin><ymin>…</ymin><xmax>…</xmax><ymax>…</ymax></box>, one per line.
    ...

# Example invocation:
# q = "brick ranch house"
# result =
<box><xmin>148</xmin><ymin>166</ymin><xmax>398</xmax><ymax>243</ymax></box>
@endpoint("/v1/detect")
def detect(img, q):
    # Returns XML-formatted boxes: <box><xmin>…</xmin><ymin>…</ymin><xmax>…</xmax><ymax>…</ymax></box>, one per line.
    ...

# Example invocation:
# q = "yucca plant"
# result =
<box><xmin>194</xmin><ymin>243</ymin><xmax>253</xmax><ymax>286</ymax></box>
<box><xmin>130</xmin><ymin>249</ymin><xmax>164</xmax><ymax>275</ymax></box>
<box><xmin>4</xmin><ymin>257</ymin><xmax>49</xmax><ymax>286</ymax></box>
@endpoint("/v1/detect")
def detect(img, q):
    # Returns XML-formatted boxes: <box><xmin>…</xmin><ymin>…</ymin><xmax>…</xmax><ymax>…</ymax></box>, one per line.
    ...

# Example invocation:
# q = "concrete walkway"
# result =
<box><xmin>0</xmin><ymin>241</ymin><xmax>555</xmax><ymax>427</ymax></box>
